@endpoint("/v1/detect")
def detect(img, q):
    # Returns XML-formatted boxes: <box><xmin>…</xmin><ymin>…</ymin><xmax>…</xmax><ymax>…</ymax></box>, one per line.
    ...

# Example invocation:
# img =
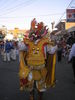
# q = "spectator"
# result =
<box><xmin>57</xmin><ymin>44</ymin><xmax>63</xmax><ymax>62</ymax></box>
<box><xmin>18</xmin><ymin>41</ymin><xmax>27</xmax><ymax>62</ymax></box>
<box><xmin>4</xmin><ymin>40</ymin><xmax>11</xmax><ymax>62</ymax></box>
<box><xmin>10</xmin><ymin>41</ymin><xmax>17</xmax><ymax>61</ymax></box>
<box><xmin>68</xmin><ymin>40</ymin><xmax>75</xmax><ymax>83</ymax></box>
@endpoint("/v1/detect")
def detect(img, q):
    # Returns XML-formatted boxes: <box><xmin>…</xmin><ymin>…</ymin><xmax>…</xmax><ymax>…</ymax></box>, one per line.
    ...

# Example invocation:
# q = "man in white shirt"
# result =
<box><xmin>68</xmin><ymin>42</ymin><xmax>75</xmax><ymax>82</ymax></box>
<box><xmin>18</xmin><ymin>41</ymin><xmax>27</xmax><ymax>62</ymax></box>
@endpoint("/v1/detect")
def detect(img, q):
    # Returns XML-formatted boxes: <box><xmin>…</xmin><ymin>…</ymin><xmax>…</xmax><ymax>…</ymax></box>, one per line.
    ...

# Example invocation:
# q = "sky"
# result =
<box><xmin>0</xmin><ymin>0</ymin><xmax>75</xmax><ymax>30</ymax></box>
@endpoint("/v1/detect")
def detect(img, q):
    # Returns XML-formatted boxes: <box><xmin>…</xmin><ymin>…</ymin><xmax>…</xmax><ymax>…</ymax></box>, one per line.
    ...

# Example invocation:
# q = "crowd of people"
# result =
<box><xmin>0</xmin><ymin>33</ymin><xmax>75</xmax><ymax>63</ymax></box>
<box><xmin>0</xmin><ymin>30</ymin><xmax>75</xmax><ymax>100</ymax></box>
<box><xmin>56</xmin><ymin>33</ymin><xmax>75</xmax><ymax>62</ymax></box>
<box><xmin>56</xmin><ymin>32</ymin><xmax>75</xmax><ymax>83</ymax></box>
<box><xmin>0</xmin><ymin>31</ymin><xmax>75</xmax><ymax>84</ymax></box>
<box><xmin>0</xmin><ymin>40</ymin><xmax>18</xmax><ymax>62</ymax></box>
<box><xmin>0</xmin><ymin>39</ymin><xmax>28</xmax><ymax>62</ymax></box>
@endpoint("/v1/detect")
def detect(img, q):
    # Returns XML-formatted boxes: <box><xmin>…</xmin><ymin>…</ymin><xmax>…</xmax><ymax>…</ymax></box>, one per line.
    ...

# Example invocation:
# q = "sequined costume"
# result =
<box><xmin>19</xmin><ymin>19</ymin><xmax>57</xmax><ymax>93</ymax></box>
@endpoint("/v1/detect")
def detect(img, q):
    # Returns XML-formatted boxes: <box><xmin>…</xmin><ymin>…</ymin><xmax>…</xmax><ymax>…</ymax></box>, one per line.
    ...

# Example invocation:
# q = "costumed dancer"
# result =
<box><xmin>19</xmin><ymin>18</ymin><xmax>57</xmax><ymax>100</ymax></box>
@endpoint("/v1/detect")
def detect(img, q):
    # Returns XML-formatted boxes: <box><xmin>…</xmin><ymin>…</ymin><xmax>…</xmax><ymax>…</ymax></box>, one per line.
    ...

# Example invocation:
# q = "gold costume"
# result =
<box><xmin>19</xmin><ymin>19</ymin><xmax>56</xmax><ymax>92</ymax></box>
<box><xmin>19</xmin><ymin>38</ymin><xmax>56</xmax><ymax>91</ymax></box>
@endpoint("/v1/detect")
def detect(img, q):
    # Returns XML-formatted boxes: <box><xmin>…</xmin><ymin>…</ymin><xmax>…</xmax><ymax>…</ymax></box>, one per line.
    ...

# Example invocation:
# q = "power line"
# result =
<box><xmin>0</xmin><ymin>0</ymin><xmax>14</xmax><ymax>11</ymax></box>
<box><xmin>0</xmin><ymin>0</ymin><xmax>36</xmax><ymax>16</ymax></box>
<box><xmin>2</xmin><ymin>0</ymin><xmax>30</xmax><ymax>11</ymax></box>
<box><xmin>0</xmin><ymin>0</ymin><xmax>25</xmax><ymax>11</ymax></box>
<box><xmin>67</xmin><ymin>0</ymin><xmax>74</xmax><ymax>8</ymax></box>
<box><xmin>0</xmin><ymin>13</ymin><xmax>63</xmax><ymax>19</ymax></box>
<box><xmin>57</xmin><ymin>0</ymin><xmax>74</xmax><ymax>23</ymax></box>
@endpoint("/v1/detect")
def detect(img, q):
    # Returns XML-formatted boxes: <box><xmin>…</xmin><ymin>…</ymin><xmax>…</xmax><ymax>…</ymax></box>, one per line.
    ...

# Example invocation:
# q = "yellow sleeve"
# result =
<box><xmin>19</xmin><ymin>51</ymin><xmax>26</xmax><ymax>69</ymax></box>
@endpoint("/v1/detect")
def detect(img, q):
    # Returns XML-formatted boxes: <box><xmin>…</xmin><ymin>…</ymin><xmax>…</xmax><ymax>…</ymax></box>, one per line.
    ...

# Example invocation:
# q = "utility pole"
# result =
<box><xmin>51</xmin><ymin>21</ymin><xmax>55</xmax><ymax>31</ymax></box>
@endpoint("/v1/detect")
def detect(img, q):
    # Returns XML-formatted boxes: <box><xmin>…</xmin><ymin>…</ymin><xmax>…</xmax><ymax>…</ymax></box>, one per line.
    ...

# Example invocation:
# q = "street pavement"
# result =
<box><xmin>0</xmin><ymin>54</ymin><xmax>75</xmax><ymax>100</ymax></box>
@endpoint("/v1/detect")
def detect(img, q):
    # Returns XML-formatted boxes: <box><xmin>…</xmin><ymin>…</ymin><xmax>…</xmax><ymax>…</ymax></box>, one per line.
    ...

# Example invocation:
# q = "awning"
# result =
<box><xmin>67</xmin><ymin>26</ymin><xmax>75</xmax><ymax>33</ymax></box>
